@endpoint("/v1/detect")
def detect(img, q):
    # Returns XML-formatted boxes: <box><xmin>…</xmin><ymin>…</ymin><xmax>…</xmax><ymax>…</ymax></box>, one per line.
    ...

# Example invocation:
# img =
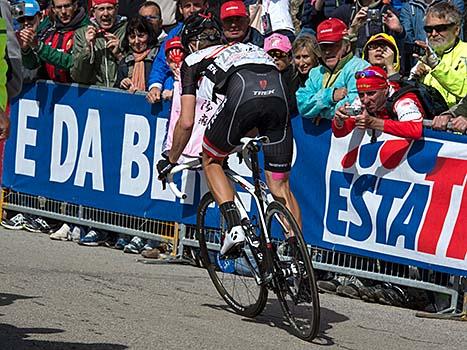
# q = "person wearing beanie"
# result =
<box><xmin>220</xmin><ymin>0</ymin><xmax>263</xmax><ymax>48</ymax></box>
<box><xmin>362</xmin><ymin>33</ymin><xmax>401</xmax><ymax>81</ymax></box>
<box><xmin>71</xmin><ymin>0</ymin><xmax>127</xmax><ymax>87</ymax></box>
<box><xmin>332</xmin><ymin>66</ymin><xmax>425</xmax><ymax>140</ymax></box>
<box><xmin>21</xmin><ymin>0</ymin><xmax>90</xmax><ymax>83</ymax></box>
<box><xmin>296</xmin><ymin>18</ymin><xmax>369</xmax><ymax>121</ymax></box>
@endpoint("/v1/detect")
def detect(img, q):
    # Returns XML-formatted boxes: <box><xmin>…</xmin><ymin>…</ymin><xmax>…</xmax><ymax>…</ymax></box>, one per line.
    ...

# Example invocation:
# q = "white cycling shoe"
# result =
<box><xmin>220</xmin><ymin>225</ymin><xmax>246</xmax><ymax>255</ymax></box>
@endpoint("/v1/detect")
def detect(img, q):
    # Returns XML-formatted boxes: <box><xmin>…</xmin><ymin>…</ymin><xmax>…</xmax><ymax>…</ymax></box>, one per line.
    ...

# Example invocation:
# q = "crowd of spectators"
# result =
<box><xmin>3</xmin><ymin>0</ymin><xmax>466</xmax><ymax>307</ymax></box>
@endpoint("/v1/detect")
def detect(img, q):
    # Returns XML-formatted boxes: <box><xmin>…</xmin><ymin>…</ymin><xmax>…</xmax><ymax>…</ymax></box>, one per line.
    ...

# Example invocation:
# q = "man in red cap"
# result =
<box><xmin>220</xmin><ymin>0</ymin><xmax>263</xmax><ymax>47</ymax></box>
<box><xmin>333</xmin><ymin>66</ymin><xmax>425</xmax><ymax>140</ymax></box>
<box><xmin>71</xmin><ymin>0</ymin><xmax>127</xmax><ymax>87</ymax></box>
<box><xmin>297</xmin><ymin>18</ymin><xmax>369</xmax><ymax>121</ymax></box>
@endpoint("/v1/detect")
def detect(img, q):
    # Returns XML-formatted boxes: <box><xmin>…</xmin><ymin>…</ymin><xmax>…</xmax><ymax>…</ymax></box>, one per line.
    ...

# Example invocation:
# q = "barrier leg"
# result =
<box><xmin>415</xmin><ymin>277</ymin><xmax>467</xmax><ymax>321</ymax></box>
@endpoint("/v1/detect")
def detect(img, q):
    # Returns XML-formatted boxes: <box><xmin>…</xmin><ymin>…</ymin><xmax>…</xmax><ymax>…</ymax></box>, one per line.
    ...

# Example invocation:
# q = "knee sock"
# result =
<box><xmin>219</xmin><ymin>201</ymin><xmax>241</xmax><ymax>230</ymax></box>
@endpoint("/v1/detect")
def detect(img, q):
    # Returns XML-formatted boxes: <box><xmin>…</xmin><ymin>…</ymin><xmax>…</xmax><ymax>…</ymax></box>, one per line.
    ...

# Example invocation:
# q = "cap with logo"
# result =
<box><xmin>355</xmin><ymin>66</ymin><xmax>388</xmax><ymax>92</ymax></box>
<box><xmin>220</xmin><ymin>1</ymin><xmax>248</xmax><ymax>20</ymax></box>
<box><xmin>93</xmin><ymin>0</ymin><xmax>118</xmax><ymax>6</ymax></box>
<box><xmin>21</xmin><ymin>0</ymin><xmax>41</xmax><ymax>17</ymax></box>
<box><xmin>316</xmin><ymin>18</ymin><xmax>347</xmax><ymax>44</ymax></box>
<box><xmin>264</xmin><ymin>33</ymin><xmax>292</xmax><ymax>53</ymax></box>
<box><xmin>165</xmin><ymin>36</ymin><xmax>185</xmax><ymax>64</ymax></box>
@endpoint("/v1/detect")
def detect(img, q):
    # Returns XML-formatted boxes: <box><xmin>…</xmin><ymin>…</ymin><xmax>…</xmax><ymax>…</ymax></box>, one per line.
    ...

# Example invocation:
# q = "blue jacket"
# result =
<box><xmin>147</xmin><ymin>22</ymin><xmax>183</xmax><ymax>90</ymax></box>
<box><xmin>296</xmin><ymin>54</ymin><xmax>369</xmax><ymax>120</ymax></box>
<box><xmin>400</xmin><ymin>0</ymin><xmax>464</xmax><ymax>44</ymax></box>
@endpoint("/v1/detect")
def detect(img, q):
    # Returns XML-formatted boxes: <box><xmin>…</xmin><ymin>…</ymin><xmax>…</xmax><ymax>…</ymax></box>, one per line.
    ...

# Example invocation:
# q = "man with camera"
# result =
<box><xmin>410</xmin><ymin>2</ymin><xmax>466</xmax><ymax>108</ymax></box>
<box><xmin>71</xmin><ymin>0</ymin><xmax>127</xmax><ymax>87</ymax></box>
<box><xmin>332</xmin><ymin>66</ymin><xmax>425</xmax><ymax>140</ymax></box>
<box><xmin>21</xmin><ymin>0</ymin><xmax>89</xmax><ymax>83</ymax></box>
<box><xmin>331</xmin><ymin>0</ymin><xmax>405</xmax><ymax>56</ymax></box>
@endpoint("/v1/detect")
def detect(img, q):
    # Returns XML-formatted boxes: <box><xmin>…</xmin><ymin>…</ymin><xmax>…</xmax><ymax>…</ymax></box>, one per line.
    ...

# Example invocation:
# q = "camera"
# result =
<box><xmin>411</xmin><ymin>44</ymin><xmax>425</xmax><ymax>56</ymax></box>
<box><xmin>344</xmin><ymin>106</ymin><xmax>362</xmax><ymax>116</ymax></box>
<box><xmin>367</xmin><ymin>9</ymin><xmax>381</xmax><ymax>22</ymax></box>
<box><xmin>10</xmin><ymin>2</ymin><xmax>25</xmax><ymax>19</ymax></box>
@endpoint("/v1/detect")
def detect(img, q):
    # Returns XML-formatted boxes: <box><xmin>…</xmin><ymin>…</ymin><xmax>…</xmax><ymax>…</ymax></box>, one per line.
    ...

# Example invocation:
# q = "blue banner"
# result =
<box><xmin>4</xmin><ymin>82</ymin><xmax>467</xmax><ymax>276</ymax></box>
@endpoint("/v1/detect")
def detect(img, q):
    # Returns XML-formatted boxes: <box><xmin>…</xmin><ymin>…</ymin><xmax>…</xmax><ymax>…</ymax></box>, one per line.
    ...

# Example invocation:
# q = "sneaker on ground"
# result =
<box><xmin>114</xmin><ymin>235</ymin><xmax>131</xmax><ymax>250</ymax></box>
<box><xmin>70</xmin><ymin>226</ymin><xmax>85</xmax><ymax>242</ymax></box>
<box><xmin>123</xmin><ymin>236</ymin><xmax>145</xmax><ymax>254</ymax></box>
<box><xmin>1</xmin><ymin>213</ymin><xmax>26</xmax><ymax>230</ymax></box>
<box><xmin>24</xmin><ymin>216</ymin><xmax>52</xmax><ymax>233</ymax></box>
<box><xmin>220</xmin><ymin>225</ymin><xmax>245</xmax><ymax>256</ymax></box>
<box><xmin>79</xmin><ymin>229</ymin><xmax>108</xmax><ymax>246</ymax></box>
<box><xmin>142</xmin><ymin>239</ymin><xmax>158</xmax><ymax>251</ymax></box>
<box><xmin>50</xmin><ymin>223</ymin><xmax>72</xmax><ymax>241</ymax></box>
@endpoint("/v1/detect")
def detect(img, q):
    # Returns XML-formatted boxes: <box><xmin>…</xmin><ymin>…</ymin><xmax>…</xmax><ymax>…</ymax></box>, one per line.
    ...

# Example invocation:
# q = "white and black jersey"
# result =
<box><xmin>180</xmin><ymin>42</ymin><xmax>277</xmax><ymax>101</ymax></box>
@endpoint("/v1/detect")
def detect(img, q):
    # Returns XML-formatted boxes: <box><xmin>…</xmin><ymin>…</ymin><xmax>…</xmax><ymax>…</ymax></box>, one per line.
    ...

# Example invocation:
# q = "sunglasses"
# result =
<box><xmin>423</xmin><ymin>23</ymin><xmax>455</xmax><ymax>33</ymax></box>
<box><xmin>17</xmin><ymin>15</ymin><xmax>37</xmax><ymax>23</ymax></box>
<box><xmin>268</xmin><ymin>50</ymin><xmax>289</xmax><ymax>59</ymax></box>
<box><xmin>367</xmin><ymin>42</ymin><xmax>387</xmax><ymax>51</ymax></box>
<box><xmin>355</xmin><ymin>69</ymin><xmax>386</xmax><ymax>80</ymax></box>
<box><xmin>143</xmin><ymin>15</ymin><xmax>161</xmax><ymax>21</ymax></box>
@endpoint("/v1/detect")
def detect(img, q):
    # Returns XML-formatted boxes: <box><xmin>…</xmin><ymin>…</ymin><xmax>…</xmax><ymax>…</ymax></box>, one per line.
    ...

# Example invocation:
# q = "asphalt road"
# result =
<box><xmin>1</xmin><ymin>227</ymin><xmax>465</xmax><ymax>350</ymax></box>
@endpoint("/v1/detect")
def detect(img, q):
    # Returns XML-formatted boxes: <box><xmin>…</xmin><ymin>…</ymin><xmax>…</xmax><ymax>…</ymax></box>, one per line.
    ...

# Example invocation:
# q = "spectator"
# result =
<box><xmin>332</xmin><ymin>0</ymin><xmax>405</xmax><ymax>57</ymax></box>
<box><xmin>258</xmin><ymin>0</ymin><xmax>295</xmax><ymax>42</ymax></box>
<box><xmin>146</xmin><ymin>0</ymin><xmax>208</xmax><ymax>104</ymax></box>
<box><xmin>301</xmin><ymin>0</ymin><xmax>347</xmax><ymax>35</ymax></box>
<box><xmin>400</xmin><ymin>0</ymin><xmax>464</xmax><ymax>71</ymax></box>
<box><xmin>220</xmin><ymin>0</ymin><xmax>263</xmax><ymax>47</ymax></box>
<box><xmin>292</xmin><ymin>34</ymin><xmax>320</xmax><ymax>87</ymax></box>
<box><xmin>362</xmin><ymin>33</ymin><xmax>401</xmax><ymax>80</ymax></box>
<box><xmin>411</xmin><ymin>2</ymin><xmax>467</xmax><ymax>107</ymax></box>
<box><xmin>161</xmin><ymin>36</ymin><xmax>185</xmax><ymax>100</ymax></box>
<box><xmin>296</xmin><ymin>18</ymin><xmax>369</xmax><ymax>121</ymax></box>
<box><xmin>432</xmin><ymin>95</ymin><xmax>467</xmax><ymax>133</ymax></box>
<box><xmin>21</xmin><ymin>0</ymin><xmax>90</xmax><ymax>83</ymax></box>
<box><xmin>115</xmin><ymin>16</ymin><xmax>158</xmax><ymax>92</ymax></box>
<box><xmin>264</xmin><ymin>32</ymin><xmax>297</xmax><ymax>113</ymax></box>
<box><xmin>16</xmin><ymin>0</ymin><xmax>42</xmax><ymax>81</ymax></box>
<box><xmin>138</xmin><ymin>1</ymin><xmax>167</xmax><ymax>44</ymax></box>
<box><xmin>332</xmin><ymin>66</ymin><xmax>425</xmax><ymax>140</ymax></box>
<box><xmin>71</xmin><ymin>0</ymin><xmax>127</xmax><ymax>87</ymax></box>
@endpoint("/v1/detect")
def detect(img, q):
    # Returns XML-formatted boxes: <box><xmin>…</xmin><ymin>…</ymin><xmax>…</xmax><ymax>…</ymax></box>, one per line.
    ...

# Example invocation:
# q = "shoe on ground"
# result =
<box><xmin>317</xmin><ymin>278</ymin><xmax>341</xmax><ymax>294</ymax></box>
<box><xmin>50</xmin><ymin>223</ymin><xmax>72</xmax><ymax>241</ymax></box>
<box><xmin>70</xmin><ymin>226</ymin><xmax>85</xmax><ymax>242</ymax></box>
<box><xmin>336</xmin><ymin>284</ymin><xmax>361</xmax><ymax>299</ymax></box>
<box><xmin>1</xmin><ymin>213</ymin><xmax>26</xmax><ymax>230</ymax></box>
<box><xmin>220</xmin><ymin>225</ymin><xmax>245</xmax><ymax>256</ymax></box>
<box><xmin>79</xmin><ymin>229</ymin><xmax>107</xmax><ymax>246</ymax></box>
<box><xmin>24</xmin><ymin>216</ymin><xmax>52</xmax><ymax>233</ymax></box>
<box><xmin>115</xmin><ymin>236</ymin><xmax>131</xmax><ymax>250</ymax></box>
<box><xmin>141</xmin><ymin>248</ymin><xmax>161</xmax><ymax>259</ymax></box>
<box><xmin>142</xmin><ymin>240</ymin><xmax>158</xmax><ymax>251</ymax></box>
<box><xmin>123</xmin><ymin>236</ymin><xmax>145</xmax><ymax>254</ymax></box>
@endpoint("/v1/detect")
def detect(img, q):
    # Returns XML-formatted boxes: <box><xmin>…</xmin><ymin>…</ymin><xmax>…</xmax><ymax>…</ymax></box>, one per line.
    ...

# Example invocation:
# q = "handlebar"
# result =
<box><xmin>166</xmin><ymin>158</ymin><xmax>202</xmax><ymax>199</ymax></box>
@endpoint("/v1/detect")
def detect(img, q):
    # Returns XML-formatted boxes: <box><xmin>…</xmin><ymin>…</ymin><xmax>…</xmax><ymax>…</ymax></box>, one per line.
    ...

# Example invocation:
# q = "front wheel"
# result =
<box><xmin>265</xmin><ymin>201</ymin><xmax>320</xmax><ymax>341</ymax></box>
<box><xmin>197</xmin><ymin>192</ymin><xmax>268</xmax><ymax>318</ymax></box>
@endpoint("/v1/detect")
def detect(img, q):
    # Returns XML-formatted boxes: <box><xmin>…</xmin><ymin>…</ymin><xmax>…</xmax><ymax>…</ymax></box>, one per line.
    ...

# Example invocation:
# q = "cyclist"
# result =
<box><xmin>157</xmin><ymin>11</ymin><xmax>301</xmax><ymax>255</ymax></box>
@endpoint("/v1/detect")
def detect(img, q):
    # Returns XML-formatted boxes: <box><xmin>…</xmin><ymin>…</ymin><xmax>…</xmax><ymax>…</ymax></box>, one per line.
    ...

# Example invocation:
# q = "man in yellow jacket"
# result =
<box><xmin>412</xmin><ymin>1</ymin><xmax>466</xmax><ymax>108</ymax></box>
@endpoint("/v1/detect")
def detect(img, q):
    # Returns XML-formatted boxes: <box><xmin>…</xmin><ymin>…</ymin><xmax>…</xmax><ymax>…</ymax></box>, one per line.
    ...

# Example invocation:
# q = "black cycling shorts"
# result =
<box><xmin>203</xmin><ymin>66</ymin><xmax>293</xmax><ymax>173</ymax></box>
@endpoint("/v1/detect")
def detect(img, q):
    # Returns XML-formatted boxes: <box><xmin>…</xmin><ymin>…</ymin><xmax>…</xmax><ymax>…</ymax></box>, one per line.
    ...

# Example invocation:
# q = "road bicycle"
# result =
<box><xmin>167</xmin><ymin>136</ymin><xmax>320</xmax><ymax>341</ymax></box>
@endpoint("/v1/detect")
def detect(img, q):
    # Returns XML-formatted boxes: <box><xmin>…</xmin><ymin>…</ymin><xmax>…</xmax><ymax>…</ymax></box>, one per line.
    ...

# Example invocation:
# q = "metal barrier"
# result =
<box><xmin>178</xmin><ymin>223</ymin><xmax>464</xmax><ymax>314</ymax></box>
<box><xmin>4</xmin><ymin>189</ymin><xmax>465</xmax><ymax>315</ymax></box>
<box><xmin>2</xmin><ymin>190</ymin><xmax>179</xmax><ymax>255</ymax></box>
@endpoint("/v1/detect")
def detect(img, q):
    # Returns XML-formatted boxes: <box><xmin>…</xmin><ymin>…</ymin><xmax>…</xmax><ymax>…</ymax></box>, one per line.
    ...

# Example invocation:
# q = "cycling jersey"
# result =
<box><xmin>180</xmin><ymin>42</ymin><xmax>293</xmax><ymax>173</ymax></box>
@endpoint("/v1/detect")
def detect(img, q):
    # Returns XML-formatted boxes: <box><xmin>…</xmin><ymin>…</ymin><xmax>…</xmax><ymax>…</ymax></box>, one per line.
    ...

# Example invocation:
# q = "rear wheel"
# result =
<box><xmin>197</xmin><ymin>192</ymin><xmax>268</xmax><ymax>318</ymax></box>
<box><xmin>265</xmin><ymin>201</ymin><xmax>320</xmax><ymax>341</ymax></box>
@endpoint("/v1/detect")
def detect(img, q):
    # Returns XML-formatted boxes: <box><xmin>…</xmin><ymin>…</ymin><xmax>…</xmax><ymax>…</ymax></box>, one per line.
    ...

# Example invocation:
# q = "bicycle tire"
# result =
<box><xmin>197</xmin><ymin>192</ymin><xmax>268</xmax><ymax>318</ymax></box>
<box><xmin>265</xmin><ymin>201</ymin><xmax>320</xmax><ymax>341</ymax></box>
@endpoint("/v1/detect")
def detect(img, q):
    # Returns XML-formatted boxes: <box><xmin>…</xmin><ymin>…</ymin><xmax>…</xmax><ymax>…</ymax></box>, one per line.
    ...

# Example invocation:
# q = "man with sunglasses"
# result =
<box><xmin>333</xmin><ymin>66</ymin><xmax>425</xmax><ymax>140</ymax></box>
<box><xmin>21</xmin><ymin>0</ymin><xmax>89</xmax><ymax>83</ymax></box>
<box><xmin>411</xmin><ymin>2</ymin><xmax>466</xmax><ymax>108</ymax></box>
<box><xmin>138</xmin><ymin>1</ymin><xmax>166</xmax><ymax>44</ymax></box>
<box><xmin>71</xmin><ymin>0</ymin><xmax>127</xmax><ymax>87</ymax></box>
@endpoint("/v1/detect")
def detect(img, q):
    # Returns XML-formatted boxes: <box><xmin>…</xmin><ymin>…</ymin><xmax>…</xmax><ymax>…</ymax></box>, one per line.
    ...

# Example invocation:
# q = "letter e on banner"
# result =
<box><xmin>15</xmin><ymin>99</ymin><xmax>39</xmax><ymax>176</ymax></box>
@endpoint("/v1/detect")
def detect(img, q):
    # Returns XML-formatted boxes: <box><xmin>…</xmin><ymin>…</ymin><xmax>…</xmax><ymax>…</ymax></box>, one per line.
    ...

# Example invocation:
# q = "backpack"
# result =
<box><xmin>386</xmin><ymin>80</ymin><xmax>449</xmax><ymax>120</ymax></box>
